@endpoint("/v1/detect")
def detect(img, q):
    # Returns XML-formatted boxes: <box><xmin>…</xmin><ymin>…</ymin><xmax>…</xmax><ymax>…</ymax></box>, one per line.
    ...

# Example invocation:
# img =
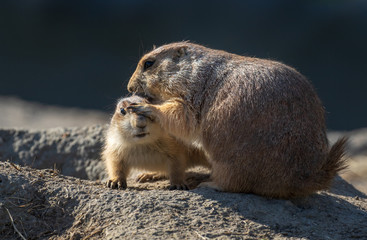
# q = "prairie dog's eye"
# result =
<box><xmin>144</xmin><ymin>60</ymin><xmax>155</xmax><ymax>70</ymax></box>
<box><xmin>120</xmin><ymin>108</ymin><xmax>126</xmax><ymax>115</ymax></box>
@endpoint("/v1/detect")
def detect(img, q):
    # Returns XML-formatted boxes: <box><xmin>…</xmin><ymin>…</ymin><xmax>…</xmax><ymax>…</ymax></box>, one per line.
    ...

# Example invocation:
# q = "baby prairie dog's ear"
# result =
<box><xmin>121</xmin><ymin>100</ymin><xmax>132</xmax><ymax>109</ymax></box>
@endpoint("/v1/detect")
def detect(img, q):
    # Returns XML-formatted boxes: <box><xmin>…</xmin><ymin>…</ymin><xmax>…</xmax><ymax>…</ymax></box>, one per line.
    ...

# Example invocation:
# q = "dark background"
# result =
<box><xmin>1</xmin><ymin>0</ymin><xmax>366</xmax><ymax>130</ymax></box>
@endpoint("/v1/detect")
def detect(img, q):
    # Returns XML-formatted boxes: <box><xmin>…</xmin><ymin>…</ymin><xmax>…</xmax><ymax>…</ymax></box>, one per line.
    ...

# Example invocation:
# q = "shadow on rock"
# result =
<box><xmin>191</xmin><ymin>176</ymin><xmax>367</xmax><ymax>239</ymax></box>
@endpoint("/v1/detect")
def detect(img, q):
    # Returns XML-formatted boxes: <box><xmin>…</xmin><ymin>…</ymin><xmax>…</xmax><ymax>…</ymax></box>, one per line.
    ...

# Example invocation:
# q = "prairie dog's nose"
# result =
<box><xmin>127</xmin><ymin>85</ymin><xmax>134</xmax><ymax>93</ymax></box>
<box><xmin>127</xmin><ymin>81</ymin><xmax>139</xmax><ymax>93</ymax></box>
<box><xmin>135</xmin><ymin>115</ymin><xmax>147</xmax><ymax>128</ymax></box>
<box><xmin>127</xmin><ymin>74</ymin><xmax>138</xmax><ymax>93</ymax></box>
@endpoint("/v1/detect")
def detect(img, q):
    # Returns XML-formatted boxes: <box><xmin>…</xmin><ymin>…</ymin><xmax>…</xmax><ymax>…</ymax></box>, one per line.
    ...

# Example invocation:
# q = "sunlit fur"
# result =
<box><xmin>127</xmin><ymin>42</ymin><xmax>348</xmax><ymax>198</ymax></box>
<box><xmin>102</xmin><ymin>95</ymin><xmax>209</xmax><ymax>189</ymax></box>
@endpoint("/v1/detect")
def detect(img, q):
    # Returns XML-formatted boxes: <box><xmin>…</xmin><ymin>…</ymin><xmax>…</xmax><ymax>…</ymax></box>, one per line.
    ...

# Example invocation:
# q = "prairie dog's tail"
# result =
<box><xmin>310</xmin><ymin>137</ymin><xmax>348</xmax><ymax>193</ymax></box>
<box><xmin>292</xmin><ymin>137</ymin><xmax>348</xmax><ymax>198</ymax></box>
<box><xmin>323</xmin><ymin>137</ymin><xmax>348</xmax><ymax>177</ymax></box>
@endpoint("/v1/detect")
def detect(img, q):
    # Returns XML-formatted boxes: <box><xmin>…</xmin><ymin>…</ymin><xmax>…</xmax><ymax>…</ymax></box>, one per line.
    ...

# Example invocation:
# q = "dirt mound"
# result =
<box><xmin>1</xmin><ymin>161</ymin><xmax>366</xmax><ymax>239</ymax></box>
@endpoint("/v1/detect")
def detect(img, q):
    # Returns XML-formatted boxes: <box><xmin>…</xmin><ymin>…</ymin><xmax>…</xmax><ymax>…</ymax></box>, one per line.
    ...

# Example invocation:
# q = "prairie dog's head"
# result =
<box><xmin>127</xmin><ymin>42</ymin><xmax>204</xmax><ymax>102</ymax></box>
<box><xmin>110</xmin><ymin>96</ymin><xmax>162</xmax><ymax>144</ymax></box>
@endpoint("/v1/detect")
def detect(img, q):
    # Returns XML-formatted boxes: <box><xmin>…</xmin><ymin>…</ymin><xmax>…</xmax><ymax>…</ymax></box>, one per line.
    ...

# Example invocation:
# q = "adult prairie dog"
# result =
<box><xmin>102</xmin><ymin>95</ymin><xmax>209</xmax><ymax>190</ymax></box>
<box><xmin>127</xmin><ymin>42</ymin><xmax>347</xmax><ymax>198</ymax></box>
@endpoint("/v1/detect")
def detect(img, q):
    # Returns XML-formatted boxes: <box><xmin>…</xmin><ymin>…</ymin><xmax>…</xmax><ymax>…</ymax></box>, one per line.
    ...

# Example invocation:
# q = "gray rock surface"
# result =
<box><xmin>1</xmin><ymin>161</ymin><xmax>366</xmax><ymax>239</ymax></box>
<box><xmin>0</xmin><ymin>126</ymin><xmax>107</xmax><ymax>181</ymax></box>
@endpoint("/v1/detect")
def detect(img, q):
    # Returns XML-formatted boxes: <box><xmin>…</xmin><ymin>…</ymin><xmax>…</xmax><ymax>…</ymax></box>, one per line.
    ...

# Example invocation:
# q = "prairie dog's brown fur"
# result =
<box><xmin>127</xmin><ymin>42</ymin><xmax>347</xmax><ymax>198</ymax></box>
<box><xmin>102</xmin><ymin>95</ymin><xmax>209</xmax><ymax>190</ymax></box>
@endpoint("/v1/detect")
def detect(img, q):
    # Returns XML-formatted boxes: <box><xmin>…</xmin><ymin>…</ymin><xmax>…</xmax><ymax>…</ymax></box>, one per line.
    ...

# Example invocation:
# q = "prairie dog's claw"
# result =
<box><xmin>107</xmin><ymin>179</ymin><xmax>127</xmax><ymax>190</ymax></box>
<box><xmin>169</xmin><ymin>183</ymin><xmax>189</xmax><ymax>191</ymax></box>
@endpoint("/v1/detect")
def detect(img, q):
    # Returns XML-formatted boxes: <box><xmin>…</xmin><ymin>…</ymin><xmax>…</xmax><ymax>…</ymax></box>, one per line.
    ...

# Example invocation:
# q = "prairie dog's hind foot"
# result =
<box><xmin>137</xmin><ymin>173</ymin><xmax>189</xmax><ymax>190</ymax></box>
<box><xmin>136</xmin><ymin>172</ymin><xmax>167</xmax><ymax>183</ymax></box>
<box><xmin>197</xmin><ymin>181</ymin><xmax>222</xmax><ymax>191</ymax></box>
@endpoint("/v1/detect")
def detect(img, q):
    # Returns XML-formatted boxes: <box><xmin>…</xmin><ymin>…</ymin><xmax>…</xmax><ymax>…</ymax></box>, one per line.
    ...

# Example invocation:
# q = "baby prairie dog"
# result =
<box><xmin>127</xmin><ymin>42</ymin><xmax>347</xmax><ymax>198</ymax></box>
<box><xmin>102</xmin><ymin>95</ymin><xmax>209</xmax><ymax>190</ymax></box>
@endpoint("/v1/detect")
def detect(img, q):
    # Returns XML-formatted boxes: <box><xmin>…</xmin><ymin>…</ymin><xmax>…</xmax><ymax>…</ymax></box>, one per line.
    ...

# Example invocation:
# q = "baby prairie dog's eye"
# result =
<box><xmin>120</xmin><ymin>108</ymin><xmax>126</xmax><ymax>115</ymax></box>
<box><xmin>144</xmin><ymin>60</ymin><xmax>155</xmax><ymax>70</ymax></box>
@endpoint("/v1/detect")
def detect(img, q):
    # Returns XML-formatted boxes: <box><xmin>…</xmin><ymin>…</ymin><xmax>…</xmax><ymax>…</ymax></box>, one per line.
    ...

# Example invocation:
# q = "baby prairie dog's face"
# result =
<box><xmin>111</xmin><ymin>96</ymin><xmax>161</xmax><ymax>144</ymax></box>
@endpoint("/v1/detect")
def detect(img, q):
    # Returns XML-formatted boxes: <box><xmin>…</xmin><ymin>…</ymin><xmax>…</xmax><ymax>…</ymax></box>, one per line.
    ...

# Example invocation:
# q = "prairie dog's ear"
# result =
<box><xmin>176</xmin><ymin>46</ymin><xmax>188</xmax><ymax>58</ymax></box>
<box><xmin>152</xmin><ymin>44</ymin><xmax>157</xmax><ymax>50</ymax></box>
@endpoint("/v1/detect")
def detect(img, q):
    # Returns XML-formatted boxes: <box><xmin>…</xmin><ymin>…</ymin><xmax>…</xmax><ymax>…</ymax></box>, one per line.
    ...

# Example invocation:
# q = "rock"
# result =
<box><xmin>0</xmin><ymin>162</ymin><xmax>366</xmax><ymax>239</ymax></box>
<box><xmin>0</xmin><ymin>125</ymin><xmax>107</xmax><ymax>181</ymax></box>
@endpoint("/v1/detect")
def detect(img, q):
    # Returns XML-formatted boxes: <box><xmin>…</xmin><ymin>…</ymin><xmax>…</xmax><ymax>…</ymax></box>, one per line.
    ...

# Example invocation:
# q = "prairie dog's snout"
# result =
<box><xmin>133</xmin><ymin>114</ymin><xmax>147</xmax><ymax>129</ymax></box>
<box><xmin>129</xmin><ymin>114</ymin><xmax>149</xmax><ymax>138</ymax></box>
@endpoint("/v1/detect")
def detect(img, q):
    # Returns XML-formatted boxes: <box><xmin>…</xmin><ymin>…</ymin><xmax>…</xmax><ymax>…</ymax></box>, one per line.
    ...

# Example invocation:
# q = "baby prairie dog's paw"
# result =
<box><xmin>127</xmin><ymin>103</ymin><xmax>155</xmax><ymax>121</ymax></box>
<box><xmin>136</xmin><ymin>172</ymin><xmax>167</xmax><ymax>183</ymax></box>
<box><xmin>169</xmin><ymin>183</ymin><xmax>190</xmax><ymax>191</ymax></box>
<box><xmin>106</xmin><ymin>178</ymin><xmax>127</xmax><ymax>190</ymax></box>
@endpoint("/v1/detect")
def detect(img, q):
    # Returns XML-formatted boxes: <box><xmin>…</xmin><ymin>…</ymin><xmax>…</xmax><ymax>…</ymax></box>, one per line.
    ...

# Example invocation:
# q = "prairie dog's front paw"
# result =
<box><xmin>106</xmin><ymin>178</ymin><xmax>127</xmax><ymax>190</ymax></box>
<box><xmin>127</xmin><ymin>104</ymin><xmax>155</xmax><ymax>121</ymax></box>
